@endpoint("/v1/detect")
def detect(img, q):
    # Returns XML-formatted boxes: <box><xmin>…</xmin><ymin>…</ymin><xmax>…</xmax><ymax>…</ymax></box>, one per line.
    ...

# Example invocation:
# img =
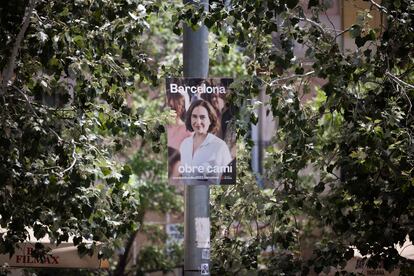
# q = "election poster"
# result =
<box><xmin>166</xmin><ymin>78</ymin><xmax>236</xmax><ymax>185</ymax></box>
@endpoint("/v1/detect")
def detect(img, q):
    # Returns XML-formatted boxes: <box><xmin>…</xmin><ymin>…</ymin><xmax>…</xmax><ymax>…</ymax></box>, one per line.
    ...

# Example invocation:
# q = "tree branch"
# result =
<box><xmin>335</xmin><ymin>27</ymin><xmax>351</xmax><ymax>40</ymax></box>
<box><xmin>269</xmin><ymin>71</ymin><xmax>315</xmax><ymax>86</ymax></box>
<box><xmin>385</xmin><ymin>71</ymin><xmax>413</xmax><ymax>114</ymax></box>
<box><xmin>370</xmin><ymin>0</ymin><xmax>388</xmax><ymax>14</ymax></box>
<box><xmin>12</xmin><ymin>85</ymin><xmax>63</xmax><ymax>142</ymax></box>
<box><xmin>62</xmin><ymin>140</ymin><xmax>77</xmax><ymax>174</ymax></box>
<box><xmin>385</xmin><ymin>72</ymin><xmax>414</xmax><ymax>90</ymax></box>
<box><xmin>1</xmin><ymin>0</ymin><xmax>38</xmax><ymax>95</ymax></box>
<box><xmin>324</xmin><ymin>11</ymin><xmax>337</xmax><ymax>37</ymax></box>
<box><xmin>114</xmin><ymin>230</ymin><xmax>140</xmax><ymax>276</ymax></box>
<box><xmin>299</xmin><ymin>17</ymin><xmax>325</xmax><ymax>33</ymax></box>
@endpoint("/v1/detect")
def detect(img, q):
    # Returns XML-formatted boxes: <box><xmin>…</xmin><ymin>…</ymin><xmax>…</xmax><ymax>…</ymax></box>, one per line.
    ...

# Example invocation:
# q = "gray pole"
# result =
<box><xmin>183</xmin><ymin>1</ymin><xmax>210</xmax><ymax>275</ymax></box>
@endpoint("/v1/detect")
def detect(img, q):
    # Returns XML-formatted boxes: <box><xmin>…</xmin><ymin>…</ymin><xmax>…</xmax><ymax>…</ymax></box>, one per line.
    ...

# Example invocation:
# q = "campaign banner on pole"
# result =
<box><xmin>166</xmin><ymin>78</ymin><xmax>236</xmax><ymax>185</ymax></box>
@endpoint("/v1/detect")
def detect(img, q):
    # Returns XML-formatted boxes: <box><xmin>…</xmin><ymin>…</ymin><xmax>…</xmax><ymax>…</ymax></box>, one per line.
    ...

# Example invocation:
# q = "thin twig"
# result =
<box><xmin>62</xmin><ymin>140</ymin><xmax>77</xmax><ymax>174</ymax></box>
<box><xmin>269</xmin><ymin>71</ymin><xmax>315</xmax><ymax>86</ymax></box>
<box><xmin>370</xmin><ymin>0</ymin><xmax>388</xmax><ymax>14</ymax></box>
<box><xmin>12</xmin><ymin>85</ymin><xmax>63</xmax><ymax>142</ymax></box>
<box><xmin>254</xmin><ymin>218</ymin><xmax>260</xmax><ymax>238</ymax></box>
<box><xmin>289</xmin><ymin>209</ymin><xmax>301</xmax><ymax>251</ymax></box>
<box><xmin>335</xmin><ymin>27</ymin><xmax>351</xmax><ymax>40</ymax></box>
<box><xmin>44</xmin><ymin>166</ymin><xmax>60</xmax><ymax>171</ymax></box>
<box><xmin>385</xmin><ymin>72</ymin><xmax>414</xmax><ymax>90</ymax></box>
<box><xmin>1</xmin><ymin>0</ymin><xmax>38</xmax><ymax>95</ymax></box>
<box><xmin>324</xmin><ymin>10</ymin><xmax>337</xmax><ymax>37</ymax></box>
<box><xmin>13</xmin><ymin>86</ymin><xmax>39</xmax><ymax>116</ymax></box>
<box><xmin>299</xmin><ymin>17</ymin><xmax>325</xmax><ymax>33</ymax></box>
<box><xmin>385</xmin><ymin>71</ymin><xmax>413</xmax><ymax>114</ymax></box>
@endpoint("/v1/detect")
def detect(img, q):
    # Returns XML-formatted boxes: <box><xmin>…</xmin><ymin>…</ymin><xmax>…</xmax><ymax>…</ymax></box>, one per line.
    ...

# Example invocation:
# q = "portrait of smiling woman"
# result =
<box><xmin>179</xmin><ymin>99</ymin><xmax>233</xmax><ymax>185</ymax></box>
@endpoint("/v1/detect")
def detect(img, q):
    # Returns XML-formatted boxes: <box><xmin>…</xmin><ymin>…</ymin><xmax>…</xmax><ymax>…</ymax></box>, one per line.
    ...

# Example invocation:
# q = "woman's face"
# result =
<box><xmin>211</xmin><ymin>95</ymin><xmax>225</xmax><ymax>113</ymax></box>
<box><xmin>191</xmin><ymin>105</ymin><xmax>211</xmax><ymax>135</ymax></box>
<box><xmin>169</xmin><ymin>97</ymin><xmax>185</xmax><ymax>118</ymax></box>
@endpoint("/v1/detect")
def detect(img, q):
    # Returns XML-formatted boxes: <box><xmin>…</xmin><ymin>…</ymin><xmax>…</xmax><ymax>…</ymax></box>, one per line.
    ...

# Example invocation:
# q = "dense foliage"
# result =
<box><xmin>0</xmin><ymin>0</ymin><xmax>167</xmax><ymax>259</ymax></box>
<box><xmin>192</xmin><ymin>0</ymin><xmax>413</xmax><ymax>274</ymax></box>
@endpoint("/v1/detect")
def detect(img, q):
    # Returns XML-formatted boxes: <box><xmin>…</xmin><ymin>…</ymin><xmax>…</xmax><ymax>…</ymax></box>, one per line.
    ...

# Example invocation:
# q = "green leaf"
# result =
<box><xmin>101</xmin><ymin>167</ymin><xmax>112</xmax><ymax>176</ymax></box>
<box><xmin>223</xmin><ymin>44</ymin><xmax>230</xmax><ymax>53</ymax></box>
<box><xmin>349</xmin><ymin>24</ymin><xmax>362</xmax><ymax>38</ymax></box>
<box><xmin>314</xmin><ymin>182</ymin><xmax>325</xmax><ymax>193</ymax></box>
<box><xmin>173</xmin><ymin>22</ymin><xmax>181</xmax><ymax>35</ymax></box>
<box><xmin>73</xmin><ymin>35</ymin><xmax>85</xmax><ymax>48</ymax></box>
<box><xmin>250</xmin><ymin>112</ymin><xmax>258</xmax><ymax>125</ymax></box>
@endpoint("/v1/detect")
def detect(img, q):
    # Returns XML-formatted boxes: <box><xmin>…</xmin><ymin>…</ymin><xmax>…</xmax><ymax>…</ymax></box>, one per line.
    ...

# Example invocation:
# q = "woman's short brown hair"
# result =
<box><xmin>185</xmin><ymin>99</ymin><xmax>220</xmax><ymax>134</ymax></box>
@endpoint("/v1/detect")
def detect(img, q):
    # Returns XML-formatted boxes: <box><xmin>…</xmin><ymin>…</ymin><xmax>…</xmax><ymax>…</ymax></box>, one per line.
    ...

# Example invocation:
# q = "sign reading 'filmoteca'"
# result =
<box><xmin>166</xmin><ymin>78</ymin><xmax>236</xmax><ymax>185</ymax></box>
<box><xmin>0</xmin><ymin>243</ymin><xmax>109</xmax><ymax>269</ymax></box>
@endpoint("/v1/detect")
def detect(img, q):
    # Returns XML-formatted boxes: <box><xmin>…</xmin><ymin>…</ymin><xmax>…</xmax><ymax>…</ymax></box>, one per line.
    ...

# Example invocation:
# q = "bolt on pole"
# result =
<box><xmin>183</xmin><ymin>0</ymin><xmax>210</xmax><ymax>275</ymax></box>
